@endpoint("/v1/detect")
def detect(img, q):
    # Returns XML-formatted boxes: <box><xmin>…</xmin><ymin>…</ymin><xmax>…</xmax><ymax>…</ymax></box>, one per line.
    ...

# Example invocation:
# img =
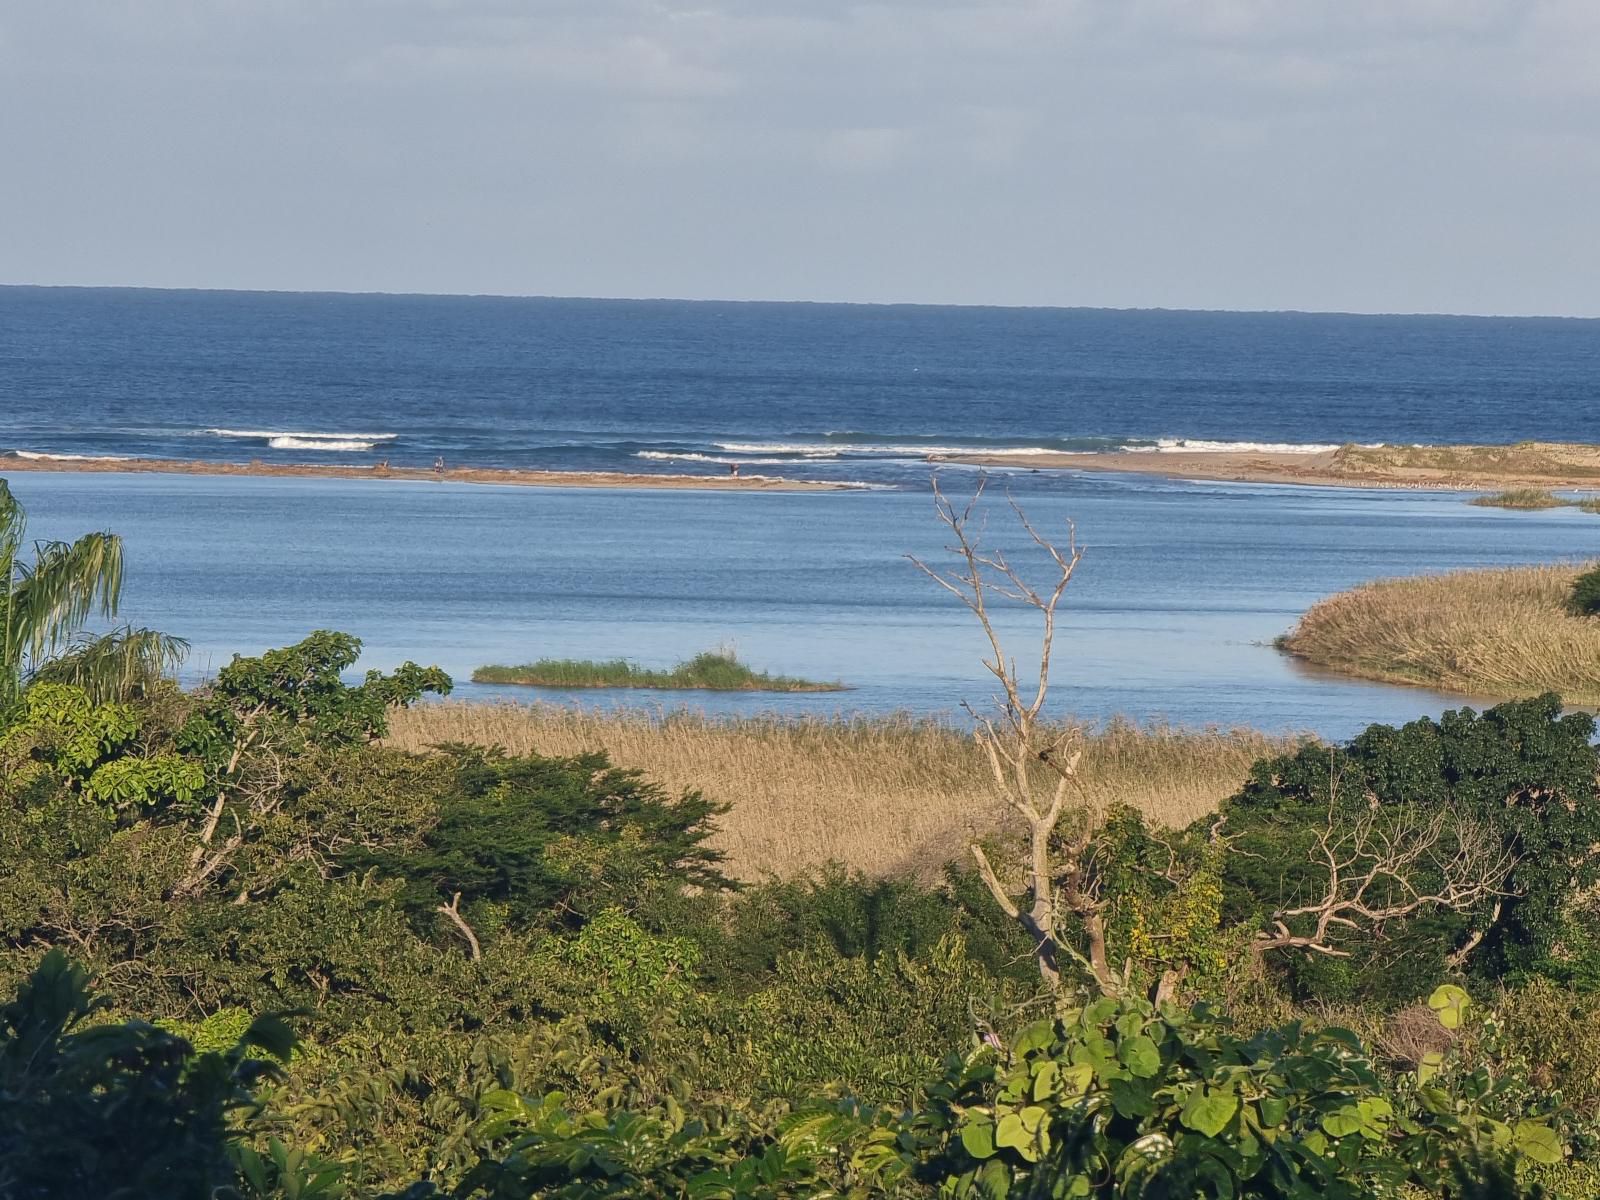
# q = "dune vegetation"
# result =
<box><xmin>1333</xmin><ymin>440</ymin><xmax>1600</xmax><ymax>484</ymax></box>
<box><xmin>1278</xmin><ymin>562</ymin><xmax>1600</xmax><ymax>702</ymax></box>
<box><xmin>386</xmin><ymin>704</ymin><xmax>1293</xmax><ymax>879</ymax></box>
<box><xmin>472</xmin><ymin>648</ymin><xmax>844</xmax><ymax>692</ymax></box>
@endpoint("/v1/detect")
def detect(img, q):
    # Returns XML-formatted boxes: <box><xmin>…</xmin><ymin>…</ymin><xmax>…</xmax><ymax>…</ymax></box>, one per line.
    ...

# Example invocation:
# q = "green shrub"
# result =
<box><xmin>1568</xmin><ymin>565</ymin><xmax>1600</xmax><ymax>616</ymax></box>
<box><xmin>0</xmin><ymin>949</ymin><xmax>304</xmax><ymax>1200</ymax></box>
<box><xmin>692</xmin><ymin>862</ymin><xmax>1038</xmax><ymax>989</ymax></box>
<box><xmin>340</xmin><ymin>744</ymin><xmax>734</xmax><ymax>943</ymax></box>
<box><xmin>1215</xmin><ymin>694</ymin><xmax>1600</xmax><ymax>1000</ymax></box>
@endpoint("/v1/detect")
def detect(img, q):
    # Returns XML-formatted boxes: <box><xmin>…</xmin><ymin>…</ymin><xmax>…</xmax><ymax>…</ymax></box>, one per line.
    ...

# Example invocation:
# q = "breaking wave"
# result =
<box><xmin>635</xmin><ymin>450</ymin><xmax>834</xmax><ymax>466</ymax></box>
<box><xmin>12</xmin><ymin>450</ymin><xmax>134</xmax><ymax>462</ymax></box>
<box><xmin>266</xmin><ymin>436</ymin><xmax>379</xmax><ymax>452</ymax></box>
<box><xmin>713</xmin><ymin>441</ymin><xmax>1081</xmax><ymax>458</ymax></box>
<box><xmin>1147</xmin><ymin>438</ymin><xmax>1346</xmax><ymax>455</ymax></box>
<box><xmin>205</xmin><ymin>428</ymin><xmax>397</xmax><ymax>445</ymax></box>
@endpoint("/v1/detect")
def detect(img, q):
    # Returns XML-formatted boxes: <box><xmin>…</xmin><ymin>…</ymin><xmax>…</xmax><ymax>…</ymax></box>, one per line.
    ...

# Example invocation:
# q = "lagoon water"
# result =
<box><xmin>8</xmin><ymin>468</ymin><xmax>1597</xmax><ymax>740</ymax></box>
<box><xmin>5</xmin><ymin>287</ymin><xmax>1599</xmax><ymax>739</ymax></box>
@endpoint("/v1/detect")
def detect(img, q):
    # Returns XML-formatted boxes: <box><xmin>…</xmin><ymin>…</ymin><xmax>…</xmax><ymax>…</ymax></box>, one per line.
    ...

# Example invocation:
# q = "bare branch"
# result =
<box><xmin>438</xmin><ymin>891</ymin><xmax>482</xmax><ymax>961</ymax></box>
<box><xmin>1254</xmin><ymin>805</ymin><xmax>1516</xmax><ymax>959</ymax></box>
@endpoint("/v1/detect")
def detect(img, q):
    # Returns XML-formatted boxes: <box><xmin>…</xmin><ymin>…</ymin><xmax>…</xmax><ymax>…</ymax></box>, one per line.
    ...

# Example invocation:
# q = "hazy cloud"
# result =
<box><xmin>0</xmin><ymin>0</ymin><xmax>1595</xmax><ymax>313</ymax></box>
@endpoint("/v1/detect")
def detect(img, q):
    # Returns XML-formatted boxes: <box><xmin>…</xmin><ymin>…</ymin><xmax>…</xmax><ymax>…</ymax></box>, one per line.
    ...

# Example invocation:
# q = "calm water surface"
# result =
<box><xmin>10</xmin><ymin>468</ymin><xmax>1596</xmax><ymax>740</ymax></box>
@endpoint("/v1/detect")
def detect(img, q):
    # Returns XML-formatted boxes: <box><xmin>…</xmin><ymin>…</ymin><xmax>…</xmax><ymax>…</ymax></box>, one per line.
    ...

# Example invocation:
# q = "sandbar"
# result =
<box><xmin>940</xmin><ymin>442</ymin><xmax>1600</xmax><ymax>492</ymax></box>
<box><xmin>0</xmin><ymin>454</ymin><xmax>851</xmax><ymax>492</ymax></box>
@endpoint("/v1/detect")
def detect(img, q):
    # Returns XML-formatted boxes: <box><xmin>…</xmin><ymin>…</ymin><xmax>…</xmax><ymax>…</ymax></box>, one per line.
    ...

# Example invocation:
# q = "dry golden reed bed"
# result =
<box><xmin>1279</xmin><ymin>563</ymin><xmax>1600</xmax><ymax>703</ymax></box>
<box><xmin>385</xmin><ymin>704</ymin><xmax>1294</xmax><ymax>880</ymax></box>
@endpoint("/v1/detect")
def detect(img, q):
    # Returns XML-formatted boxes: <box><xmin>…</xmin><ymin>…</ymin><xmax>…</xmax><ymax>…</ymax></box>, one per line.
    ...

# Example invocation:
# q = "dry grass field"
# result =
<box><xmin>385</xmin><ymin>704</ymin><xmax>1295</xmax><ymax>880</ymax></box>
<box><xmin>1279</xmin><ymin>563</ymin><xmax>1600</xmax><ymax>703</ymax></box>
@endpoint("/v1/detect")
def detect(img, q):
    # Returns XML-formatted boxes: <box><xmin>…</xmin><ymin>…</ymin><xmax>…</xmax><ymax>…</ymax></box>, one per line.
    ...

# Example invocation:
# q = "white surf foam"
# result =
<box><xmin>714</xmin><ymin>441</ymin><xmax>1068</xmax><ymax>458</ymax></box>
<box><xmin>13</xmin><ymin>450</ymin><xmax>134</xmax><ymax>462</ymax></box>
<box><xmin>635</xmin><ymin>450</ymin><xmax>834</xmax><ymax>466</ymax></box>
<box><xmin>266</xmin><ymin>436</ymin><xmax>377</xmax><ymax>452</ymax></box>
<box><xmin>1146</xmin><ymin>439</ymin><xmax>1344</xmax><ymax>454</ymax></box>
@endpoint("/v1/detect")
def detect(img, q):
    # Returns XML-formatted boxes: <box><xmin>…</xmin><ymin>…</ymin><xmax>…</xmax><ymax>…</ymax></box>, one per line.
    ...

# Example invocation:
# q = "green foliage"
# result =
<box><xmin>1218</xmin><ymin>695</ymin><xmax>1600</xmax><ymax>999</ymax></box>
<box><xmin>4</xmin><ymin>635</ymin><xmax>1598</xmax><ymax>1199</ymax></box>
<box><xmin>921</xmin><ymin>987</ymin><xmax>1565</xmax><ymax>1199</ymax></box>
<box><xmin>472</xmin><ymin>649</ymin><xmax>844</xmax><ymax>693</ymax></box>
<box><xmin>455</xmin><ymin>1090</ymin><xmax>841</xmax><ymax>1199</ymax></box>
<box><xmin>695</xmin><ymin>863</ymin><xmax>1039</xmax><ymax>988</ymax></box>
<box><xmin>342</xmin><ymin>745</ymin><xmax>733</xmax><ymax>941</ymax></box>
<box><xmin>1567</xmin><ymin>565</ymin><xmax>1600</xmax><ymax>617</ymax></box>
<box><xmin>0</xmin><ymin>948</ymin><xmax>300</xmax><ymax>1200</ymax></box>
<box><xmin>179</xmin><ymin>631</ymin><xmax>452</xmax><ymax>767</ymax></box>
<box><xmin>1092</xmin><ymin>804</ymin><xmax>1229</xmax><ymax>995</ymax></box>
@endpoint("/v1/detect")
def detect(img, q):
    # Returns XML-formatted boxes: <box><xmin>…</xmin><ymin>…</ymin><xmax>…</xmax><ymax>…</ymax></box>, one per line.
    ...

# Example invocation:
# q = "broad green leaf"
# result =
<box><xmin>1428</xmin><ymin>984</ymin><xmax>1471</xmax><ymax>1031</ymax></box>
<box><xmin>1257</xmin><ymin>1097</ymin><xmax>1289</xmax><ymax>1128</ymax></box>
<box><xmin>974</xmin><ymin>1158</ymin><xmax>1012</xmax><ymax>1200</ymax></box>
<box><xmin>1416</xmin><ymin>1051</ymin><xmax>1444</xmax><ymax>1085</ymax></box>
<box><xmin>1032</xmin><ymin>1060</ymin><xmax>1060</xmax><ymax>1101</ymax></box>
<box><xmin>1012</xmin><ymin>1019</ymin><xmax>1055</xmax><ymax>1056</ymax></box>
<box><xmin>1110</xmin><ymin>1077</ymin><xmax>1156</xmax><ymax>1119</ymax></box>
<box><xmin>1084</xmin><ymin>997</ymin><xmax>1119</xmax><ymax>1025</ymax></box>
<box><xmin>1513</xmin><ymin>1120</ymin><xmax>1563</xmax><ymax>1165</ymax></box>
<box><xmin>1180</xmin><ymin>1089</ymin><xmax>1239</xmax><ymax>1138</ymax></box>
<box><xmin>961</xmin><ymin>1119</ymin><xmax>997</xmax><ymax>1160</ymax></box>
<box><xmin>1321</xmin><ymin>1107</ymin><xmax>1362</xmax><ymax>1138</ymax></box>
<box><xmin>995</xmin><ymin>1112</ymin><xmax>1028</xmax><ymax>1152</ymax></box>
<box><xmin>1119</xmin><ymin>1035</ymin><xmax>1161</xmax><ymax>1079</ymax></box>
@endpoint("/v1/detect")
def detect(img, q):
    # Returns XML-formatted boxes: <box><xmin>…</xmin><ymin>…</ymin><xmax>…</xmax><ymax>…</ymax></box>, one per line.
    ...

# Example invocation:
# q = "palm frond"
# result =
<box><xmin>29</xmin><ymin>626</ymin><xmax>189</xmax><ymax>704</ymax></box>
<box><xmin>0</xmin><ymin>479</ymin><xmax>24</xmax><ymax>563</ymax></box>
<box><xmin>9</xmin><ymin>533</ymin><xmax>125</xmax><ymax>660</ymax></box>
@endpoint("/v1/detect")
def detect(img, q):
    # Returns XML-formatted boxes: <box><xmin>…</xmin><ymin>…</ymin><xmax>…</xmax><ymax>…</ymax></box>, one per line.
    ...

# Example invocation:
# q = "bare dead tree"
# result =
<box><xmin>1253</xmin><ymin>805</ymin><xmax>1516</xmax><ymax>959</ymax></box>
<box><xmin>908</xmin><ymin>474</ymin><xmax>1121</xmax><ymax>993</ymax></box>
<box><xmin>438</xmin><ymin>891</ymin><xmax>482</xmax><ymax>961</ymax></box>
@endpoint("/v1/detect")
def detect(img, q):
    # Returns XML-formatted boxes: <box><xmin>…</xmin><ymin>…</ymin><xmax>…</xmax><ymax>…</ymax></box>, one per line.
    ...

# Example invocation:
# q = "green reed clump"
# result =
<box><xmin>472</xmin><ymin>649</ymin><xmax>845</xmax><ymax>693</ymax></box>
<box><xmin>1468</xmin><ymin>488</ymin><xmax>1572</xmax><ymax>510</ymax></box>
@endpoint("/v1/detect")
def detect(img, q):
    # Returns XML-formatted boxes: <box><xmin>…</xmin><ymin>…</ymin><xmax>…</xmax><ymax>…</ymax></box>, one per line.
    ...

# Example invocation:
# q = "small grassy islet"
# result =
<box><xmin>1277</xmin><ymin>562</ymin><xmax>1600</xmax><ymax>703</ymax></box>
<box><xmin>471</xmin><ymin>649</ymin><xmax>846</xmax><ymax>693</ymax></box>
<box><xmin>1466</xmin><ymin>488</ymin><xmax>1600</xmax><ymax>510</ymax></box>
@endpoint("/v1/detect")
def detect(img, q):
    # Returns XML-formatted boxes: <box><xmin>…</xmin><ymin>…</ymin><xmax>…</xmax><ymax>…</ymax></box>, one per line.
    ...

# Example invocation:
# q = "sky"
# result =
<box><xmin>1</xmin><ymin>1</ymin><xmax>1597</xmax><ymax>315</ymax></box>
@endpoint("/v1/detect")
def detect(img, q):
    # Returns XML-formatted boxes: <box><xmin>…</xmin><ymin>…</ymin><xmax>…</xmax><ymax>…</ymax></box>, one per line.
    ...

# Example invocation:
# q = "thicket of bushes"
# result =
<box><xmin>5</xmin><ymin>625</ymin><xmax>1600</xmax><ymax>1196</ymax></box>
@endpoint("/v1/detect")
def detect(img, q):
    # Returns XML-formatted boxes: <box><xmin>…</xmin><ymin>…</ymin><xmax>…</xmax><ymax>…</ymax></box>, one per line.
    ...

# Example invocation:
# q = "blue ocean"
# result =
<box><xmin>3</xmin><ymin>285</ymin><xmax>1598</xmax><ymax>737</ymax></box>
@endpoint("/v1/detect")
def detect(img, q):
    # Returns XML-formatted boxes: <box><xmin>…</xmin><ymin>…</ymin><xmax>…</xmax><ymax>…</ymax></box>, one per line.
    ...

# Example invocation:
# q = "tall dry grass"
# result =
<box><xmin>385</xmin><ymin>704</ymin><xmax>1295</xmax><ymax>880</ymax></box>
<box><xmin>1279</xmin><ymin>563</ymin><xmax>1600</xmax><ymax>703</ymax></box>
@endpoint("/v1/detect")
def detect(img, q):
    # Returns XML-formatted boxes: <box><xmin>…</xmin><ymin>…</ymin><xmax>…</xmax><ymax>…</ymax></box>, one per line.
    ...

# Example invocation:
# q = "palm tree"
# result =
<box><xmin>0</xmin><ymin>479</ymin><xmax>185</xmax><ymax>707</ymax></box>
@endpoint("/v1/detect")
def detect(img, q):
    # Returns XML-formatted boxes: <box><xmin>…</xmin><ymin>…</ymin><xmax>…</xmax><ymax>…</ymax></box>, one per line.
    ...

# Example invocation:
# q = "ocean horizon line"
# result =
<box><xmin>3</xmin><ymin>280</ymin><xmax>1596</xmax><ymax>323</ymax></box>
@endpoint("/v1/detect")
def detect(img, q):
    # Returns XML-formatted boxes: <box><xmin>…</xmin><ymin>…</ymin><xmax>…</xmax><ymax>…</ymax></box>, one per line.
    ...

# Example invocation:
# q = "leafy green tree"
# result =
<box><xmin>1217</xmin><ymin>695</ymin><xmax>1600</xmax><ymax>998</ymax></box>
<box><xmin>172</xmin><ymin>631</ymin><xmax>452</xmax><ymax>901</ymax></box>
<box><xmin>342</xmin><ymin>745</ymin><xmax>733</xmax><ymax>954</ymax></box>
<box><xmin>0</xmin><ymin>477</ymin><xmax>185</xmax><ymax>708</ymax></box>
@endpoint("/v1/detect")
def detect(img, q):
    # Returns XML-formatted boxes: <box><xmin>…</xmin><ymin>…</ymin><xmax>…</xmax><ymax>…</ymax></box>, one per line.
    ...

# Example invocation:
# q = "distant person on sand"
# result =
<box><xmin>729</xmin><ymin>462</ymin><xmax>740</xmax><ymax>478</ymax></box>
<box><xmin>433</xmin><ymin>456</ymin><xmax>445</xmax><ymax>478</ymax></box>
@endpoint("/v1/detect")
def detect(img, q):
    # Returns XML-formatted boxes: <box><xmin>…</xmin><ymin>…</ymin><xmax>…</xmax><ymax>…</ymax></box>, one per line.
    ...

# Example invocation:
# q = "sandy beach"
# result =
<box><xmin>0</xmin><ymin>453</ymin><xmax>852</xmax><ymax>492</ymax></box>
<box><xmin>942</xmin><ymin>442</ymin><xmax>1600</xmax><ymax>492</ymax></box>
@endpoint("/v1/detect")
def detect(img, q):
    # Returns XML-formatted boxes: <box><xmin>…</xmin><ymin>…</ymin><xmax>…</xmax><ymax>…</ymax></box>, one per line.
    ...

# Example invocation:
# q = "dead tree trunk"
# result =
<box><xmin>910</xmin><ymin>475</ymin><xmax>1114</xmax><ymax>993</ymax></box>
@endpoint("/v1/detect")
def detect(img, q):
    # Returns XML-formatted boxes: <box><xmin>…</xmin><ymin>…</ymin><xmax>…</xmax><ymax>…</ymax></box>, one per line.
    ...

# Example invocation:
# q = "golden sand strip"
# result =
<box><xmin>0</xmin><ymin>453</ymin><xmax>851</xmax><ymax>492</ymax></box>
<box><xmin>941</xmin><ymin>442</ymin><xmax>1600</xmax><ymax>492</ymax></box>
